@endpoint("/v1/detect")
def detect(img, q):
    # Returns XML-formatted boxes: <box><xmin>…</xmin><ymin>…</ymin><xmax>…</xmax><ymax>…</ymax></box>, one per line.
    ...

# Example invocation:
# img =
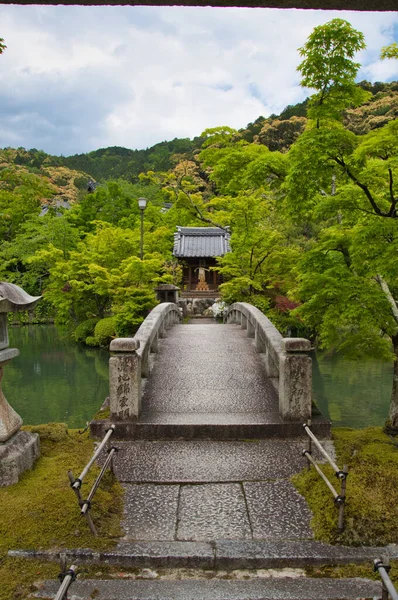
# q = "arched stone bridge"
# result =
<box><xmin>87</xmin><ymin>305</ymin><xmax>354</xmax><ymax>567</ymax></box>
<box><xmin>91</xmin><ymin>301</ymin><xmax>330</xmax><ymax>440</ymax></box>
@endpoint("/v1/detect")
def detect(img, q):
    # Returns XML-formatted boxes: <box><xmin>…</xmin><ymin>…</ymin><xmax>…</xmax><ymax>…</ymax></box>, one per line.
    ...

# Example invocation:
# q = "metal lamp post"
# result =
<box><xmin>138</xmin><ymin>197</ymin><xmax>147</xmax><ymax>260</ymax></box>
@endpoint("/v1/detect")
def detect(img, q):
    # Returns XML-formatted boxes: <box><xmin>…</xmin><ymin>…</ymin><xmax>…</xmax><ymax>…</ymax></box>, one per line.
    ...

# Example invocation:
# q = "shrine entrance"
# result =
<box><xmin>173</xmin><ymin>227</ymin><xmax>231</xmax><ymax>295</ymax></box>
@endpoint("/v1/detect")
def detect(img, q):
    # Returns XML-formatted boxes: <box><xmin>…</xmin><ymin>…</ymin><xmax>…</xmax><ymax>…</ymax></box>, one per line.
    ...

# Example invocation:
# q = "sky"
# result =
<box><xmin>0</xmin><ymin>5</ymin><xmax>397</xmax><ymax>156</ymax></box>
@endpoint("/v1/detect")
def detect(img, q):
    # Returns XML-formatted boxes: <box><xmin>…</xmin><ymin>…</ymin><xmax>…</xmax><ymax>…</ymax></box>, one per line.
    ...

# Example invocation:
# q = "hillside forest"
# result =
<box><xmin>0</xmin><ymin>23</ymin><xmax>398</xmax><ymax>429</ymax></box>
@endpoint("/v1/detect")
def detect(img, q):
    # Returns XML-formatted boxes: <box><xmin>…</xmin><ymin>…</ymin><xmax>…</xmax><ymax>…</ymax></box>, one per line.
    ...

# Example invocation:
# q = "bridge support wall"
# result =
<box><xmin>225</xmin><ymin>302</ymin><xmax>312</xmax><ymax>422</ymax></box>
<box><xmin>109</xmin><ymin>303</ymin><xmax>181</xmax><ymax>420</ymax></box>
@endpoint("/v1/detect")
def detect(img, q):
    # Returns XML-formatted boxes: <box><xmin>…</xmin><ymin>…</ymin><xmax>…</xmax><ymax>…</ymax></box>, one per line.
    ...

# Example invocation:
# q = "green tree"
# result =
<box><xmin>297</xmin><ymin>19</ymin><xmax>369</xmax><ymax>122</ymax></box>
<box><xmin>0</xmin><ymin>38</ymin><xmax>6</xmax><ymax>54</ymax></box>
<box><xmin>381</xmin><ymin>42</ymin><xmax>398</xmax><ymax>60</ymax></box>
<box><xmin>287</xmin><ymin>118</ymin><xmax>398</xmax><ymax>430</ymax></box>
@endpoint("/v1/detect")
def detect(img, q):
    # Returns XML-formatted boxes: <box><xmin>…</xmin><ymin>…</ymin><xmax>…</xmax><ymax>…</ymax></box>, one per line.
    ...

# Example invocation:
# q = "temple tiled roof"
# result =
<box><xmin>173</xmin><ymin>227</ymin><xmax>231</xmax><ymax>258</ymax></box>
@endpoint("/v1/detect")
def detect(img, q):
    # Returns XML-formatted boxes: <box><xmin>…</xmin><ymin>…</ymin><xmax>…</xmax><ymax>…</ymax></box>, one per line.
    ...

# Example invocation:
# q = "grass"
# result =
<box><xmin>292</xmin><ymin>426</ymin><xmax>398</xmax><ymax>547</ymax></box>
<box><xmin>0</xmin><ymin>423</ymin><xmax>123</xmax><ymax>600</ymax></box>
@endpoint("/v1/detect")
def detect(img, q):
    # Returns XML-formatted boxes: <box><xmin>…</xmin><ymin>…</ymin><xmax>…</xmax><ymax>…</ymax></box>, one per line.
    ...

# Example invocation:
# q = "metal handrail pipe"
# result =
<box><xmin>81</xmin><ymin>448</ymin><xmax>116</xmax><ymax>515</ymax></box>
<box><xmin>72</xmin><ymin>425</ymin><xmax>115</xmax><ymax>489</ymax></box>
<box><xmin>54</xmin><ymin>565</ymin><xmax>77</xmax><ymax>600</ymax></box>
<box><xmin>303</xmin><ymin>424</ymin><xmax>340</xmax><ymax>474</ymax></box>
<box><xmin>303</xmin><ymin>451</ymin><xmax>339</xmax><ymax>499</ymax></box>
<box><xmin>374</xmin><ymin>560</ymin><xmax>398</xmax><ymax>600</ymax></box>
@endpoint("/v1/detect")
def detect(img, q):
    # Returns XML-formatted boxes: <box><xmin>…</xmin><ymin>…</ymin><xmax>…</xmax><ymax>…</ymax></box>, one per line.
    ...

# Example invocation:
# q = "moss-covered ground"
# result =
<box><xmin>292</xmin><ymin>427</ymin><xmax>398</xmax><ymax>547</ymax></box>
<box><xmin>305</xmin><ymin>561</ymin><xmax>398</xmax><ymax>586</ymax></box>
<box><xmin>0</xmin><ymin>423</ymin><xmax>123</xmax><ymax>600</ymax></box>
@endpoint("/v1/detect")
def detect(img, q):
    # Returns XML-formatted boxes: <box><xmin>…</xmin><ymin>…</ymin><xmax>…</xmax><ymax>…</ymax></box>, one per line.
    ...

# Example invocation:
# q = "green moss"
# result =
<box><xmin>292</xmin><ymin>427</ymin><xmax>398</xmax><ymax>546</ymax></box>
<box><xmin>93</xmin><ymin>408</ymin><xmax>111</xmax><ymax>420</ymax></box>
<box><xmin>0</xmin><ymin>424</ymin><xmax>123</xmax><ymax>600</ymax></box>
<box><xmin>305</xmin><ymin>560</ymin><xmax>398</xmax><ymax>585</ymax></box>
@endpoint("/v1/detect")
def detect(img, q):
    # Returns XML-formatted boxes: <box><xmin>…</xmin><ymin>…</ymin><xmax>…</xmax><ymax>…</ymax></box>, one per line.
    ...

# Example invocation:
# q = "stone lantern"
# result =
<box><xmin>0</xmin><ymin>282</ymin><xmax>42</xmax><ymax>486</ymax></box>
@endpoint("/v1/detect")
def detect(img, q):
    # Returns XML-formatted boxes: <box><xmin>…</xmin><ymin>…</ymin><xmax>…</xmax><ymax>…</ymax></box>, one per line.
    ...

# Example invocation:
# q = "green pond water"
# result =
<box><xmin>3</xmin><ymin>325</ymin><xmax>109</xmax><ymax>428</ymax></box>
<box><xmin>2</xmin><ymin>325</ymin><xmax>393</xmax><ymax>429</ymax></box>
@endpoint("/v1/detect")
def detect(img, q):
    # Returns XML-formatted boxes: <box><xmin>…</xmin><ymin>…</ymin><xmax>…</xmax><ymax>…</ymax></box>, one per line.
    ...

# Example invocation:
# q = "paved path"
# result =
<box><xmin>113</xmin><ymin>322</ymin><xmax>319</xmax><ymax>547</ymax></box>
<box><xmin>140</xmin><ymin>323</ymin><xmax>281</xmax><ymax>426</ymax></box>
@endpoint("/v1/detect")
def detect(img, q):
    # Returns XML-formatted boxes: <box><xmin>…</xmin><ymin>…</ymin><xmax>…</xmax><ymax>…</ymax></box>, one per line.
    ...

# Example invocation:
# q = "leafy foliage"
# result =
<box><xmin>297</xmin><ymin>19</ymin><xmax>369</xmax><ymax>121</ymax></box>
<box><xmin>381</xmin><ymin>42</ymin><xmax>398</xmax><ymax>60</ymax></box>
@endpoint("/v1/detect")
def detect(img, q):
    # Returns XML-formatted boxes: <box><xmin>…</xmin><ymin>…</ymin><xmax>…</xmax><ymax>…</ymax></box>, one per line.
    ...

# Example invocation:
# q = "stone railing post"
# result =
<box><xmin>279</xmin><ymin>338</ymin><xmax>312</xmax><ymax>421</ymax></box>
<box><xmin>247</xmin><ymin>319</ymin><xmax>255</xmax><ymax>338</ymax></box>
<box><xmin>109</xmin><ymin>338</ymin><xmax>141</xmax><ymax>420</ymax></box>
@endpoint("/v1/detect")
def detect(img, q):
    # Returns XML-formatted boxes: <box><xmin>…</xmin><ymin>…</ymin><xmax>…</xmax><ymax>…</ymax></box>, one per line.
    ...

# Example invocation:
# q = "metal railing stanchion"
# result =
<box><xmin>68</xmin><ymin>470</ymin><xmax>97</xmax><ymax>536</ymax></box>
<box><xmin>374</xmin><ymin>557</ymin><xmax>398</xmax><ymax>600</ymax></box>
<box><xmin>54</xmin><ymin>565</ymin><xmax>77</xmax><ymax>600</ymax></box>
<box><xmin>80</xmin><ymin>447</ymin><xmax>117</xmax><ymax>516</ymax></box>
<box><xmin>68</xmin><ymin>425</ymin><xmax>117</xmax><ymax>535</ymax></box>
<box><xmin>72</xmin><ymin>425</ymin><xmax>115</xmax><ymax>490</ymax></box>
<box><xmin>302</xmin><ymin>422</ymin><xmax>348</xmax><ymax>532</ymax></box>
<box><xmin>303</xmin><ymin>422</ymin><xmax>340</xmax><ymax>473</ymax></box>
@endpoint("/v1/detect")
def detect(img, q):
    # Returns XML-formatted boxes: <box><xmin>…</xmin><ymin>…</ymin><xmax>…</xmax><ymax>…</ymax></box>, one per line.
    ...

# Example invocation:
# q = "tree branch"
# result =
<box><xmin>333</xmin><ymin>156</ymin><xmax>389</xmax><ymax>217</ymax></box>
<box><xmin>388</xmin><ymin>168</ymin><xmax>397</xmax><ymax>217</ymax></box>
<box><xmin>179</xmin><ymin>181</ymin><xmax>229</xmax><ymax>232</ymax></box>
<box><xmin>375</xmin><ymin>274</ymin><xmax>398</xmax><ymax>324</ymax></box>
<box><xmin>253</xmin><ymin>251</ymin><xmax>272</xmax><ymax>276</ymax></box>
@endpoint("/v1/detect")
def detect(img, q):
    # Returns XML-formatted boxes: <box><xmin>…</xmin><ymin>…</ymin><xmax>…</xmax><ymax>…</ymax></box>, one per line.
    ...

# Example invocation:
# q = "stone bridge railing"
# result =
<box><xmin>224</xmin><ymin>302</ymin><xmax>312</xmax><ymax>421</ymax></box>
<box><xmin>109</xmin><ymin>302</ymin><xmax>181</xmax><ymax>420</ymax></box>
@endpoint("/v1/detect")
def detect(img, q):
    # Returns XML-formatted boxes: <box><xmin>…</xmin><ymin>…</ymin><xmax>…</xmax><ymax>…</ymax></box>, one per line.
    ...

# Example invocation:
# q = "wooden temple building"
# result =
<box><xmin>173</xmin><ymin>227</ymin><xmax>231</xmax><ymax>297</ymax></box>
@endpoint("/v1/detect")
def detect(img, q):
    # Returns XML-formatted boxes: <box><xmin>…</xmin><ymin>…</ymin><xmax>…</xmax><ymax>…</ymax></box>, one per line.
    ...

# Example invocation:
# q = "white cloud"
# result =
<box><xmin>0</xmin><ymin>6</ymin><xmax>397</xmax><ymax>154</ymax></box>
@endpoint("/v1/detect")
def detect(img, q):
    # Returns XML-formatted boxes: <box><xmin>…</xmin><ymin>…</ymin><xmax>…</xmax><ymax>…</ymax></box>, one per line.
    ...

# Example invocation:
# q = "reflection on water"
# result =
<box><xmin>312</xmin><ymin>352</ymin><xmax>392</xmax><ymax>429</ymax></box>
<box><xmin>3</xmin><ymin>325</ymin><xmax>109</xmax><ymax>428</ymax></box>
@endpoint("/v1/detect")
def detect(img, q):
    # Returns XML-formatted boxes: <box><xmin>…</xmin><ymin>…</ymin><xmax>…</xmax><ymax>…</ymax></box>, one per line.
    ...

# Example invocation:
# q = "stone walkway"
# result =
<box><xmin>115</xmin><ymin>440</ymin><xmax>313</xmax><ymax>544</ymax></box>
<box><xmin>113</xmin><ymin>323</ymin><xmax>323</xmax><ymax>547</ymax></box>
<box><xmin>140</xmin><ymin>323</ymin><xmax>281</xmax><ymax>426</ymax></box>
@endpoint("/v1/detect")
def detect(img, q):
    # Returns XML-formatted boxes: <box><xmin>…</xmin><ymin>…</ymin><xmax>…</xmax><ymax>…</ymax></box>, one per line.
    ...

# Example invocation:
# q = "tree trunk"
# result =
<box><xmin>387</xmin><ymin>333</ymin><xmax>398</xmax><ymax>432</ymax></box>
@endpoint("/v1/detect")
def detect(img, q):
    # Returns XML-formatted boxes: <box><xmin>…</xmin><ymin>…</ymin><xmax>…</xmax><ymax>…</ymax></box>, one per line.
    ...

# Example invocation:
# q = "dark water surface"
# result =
<box><xmin>312</xmin><ymin>352</ymin><xmax>392</xmax><ymax>429</ymax></box>
<box><xmin>1</xmin><ymin>325</ymin><xmax>393</xmax><ymax>428</ymax></box>
<box><xmin>3</xmin><ymin>325</ymin><xmax>109</xmax><ymax>428</ymax></box>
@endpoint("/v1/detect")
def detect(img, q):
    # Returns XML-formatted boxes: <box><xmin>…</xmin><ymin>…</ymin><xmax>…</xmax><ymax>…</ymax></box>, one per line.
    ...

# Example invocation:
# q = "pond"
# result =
<box><xmin>3</xmin><ymin>325</ymin><xmax>109</xmax><ymax>428</ymax></box>
<box><xmin>1</xmin><ymin>325</ymin><xmax>393</xmax><ymax>429</ymax></box>
<box><xmin>312</xmin><ymin>352</ymin><xmax>392</xmax><ymax>429</ymax></box>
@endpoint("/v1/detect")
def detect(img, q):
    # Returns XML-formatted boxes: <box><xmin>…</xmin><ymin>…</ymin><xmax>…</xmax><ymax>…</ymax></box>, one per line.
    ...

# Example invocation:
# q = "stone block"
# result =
<box><xmin>282</xmin><ymin>338</ymin><xmax>311</xmax><ymax>352</ymax></box>
<box><xmin>0</xmin><ymin>355</ymin><xmax>23</xmax><ymax>443</ymax></box>
<box><xmin>110</xmin><ymin>353</ymin><xmax>142</xmax><ymax>420</ymax></box>
<box><xmin>279</xmin><ymin>353</ymin><xmax>312</xmax><ymax>421</ymax></box>
<box><xmin>122</xmin><ymin>484</ymin><xmax>179</xmax><ymax>541</ymax></box>
<box><xmin>0</xmin><ymin>429</ymin><xmax>40</xmax><ymax>486</ymax></box>
<box><xmin>110</xmin><ymin>338</ymin><xmax>140</xmax><ymax>352</ymax></box>
<box><xmin>244</xmin><ymin>481</ymin><xmax>313</xmax><ymax>540</ymax></box>
<box><xmin>177</xmin><ymin>483</ymin><xmax>252</xmax><ymax>541</ymax></box>
<box><xmin>0</xmin><ymin>314</ymin><xmax>8</xmax><ymax>350</ymax></box>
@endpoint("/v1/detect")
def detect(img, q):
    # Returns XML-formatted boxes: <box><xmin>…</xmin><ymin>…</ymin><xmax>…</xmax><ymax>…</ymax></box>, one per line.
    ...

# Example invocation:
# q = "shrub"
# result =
<box><xmin>93</xmin><ymin>316</ymin><xmax>117</xmax><ymax>346</ymax></box>
<box><xmin>115</xmin><ymin>290</ymin><xmax>157</xmax><ymax>337</ymax></box>
<box><xmin>74</xmin><ymin>318</ymin><xmax>99</xmax><ymax>343</ymax></box>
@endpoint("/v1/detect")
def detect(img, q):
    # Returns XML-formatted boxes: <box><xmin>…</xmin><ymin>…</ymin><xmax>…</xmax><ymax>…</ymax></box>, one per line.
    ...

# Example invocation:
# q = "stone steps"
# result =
<box><xmin>32</xmin><ymin>576</ymin><xmax>382</xmax><ymax>599</ymax></box>
<box><xmin>13</xmin><ymin>540</ymin><xmax>398</xmax><ymax>571</ymax></box>
<box><xmin>90</xmin><ymin>416</ymin><xmax>331</xmax><ymax>441</ymax></box>
<box><xmin>106</xmin><ymin>439</ymin><xmax>323</xmax><ymax>483</ymax></box>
